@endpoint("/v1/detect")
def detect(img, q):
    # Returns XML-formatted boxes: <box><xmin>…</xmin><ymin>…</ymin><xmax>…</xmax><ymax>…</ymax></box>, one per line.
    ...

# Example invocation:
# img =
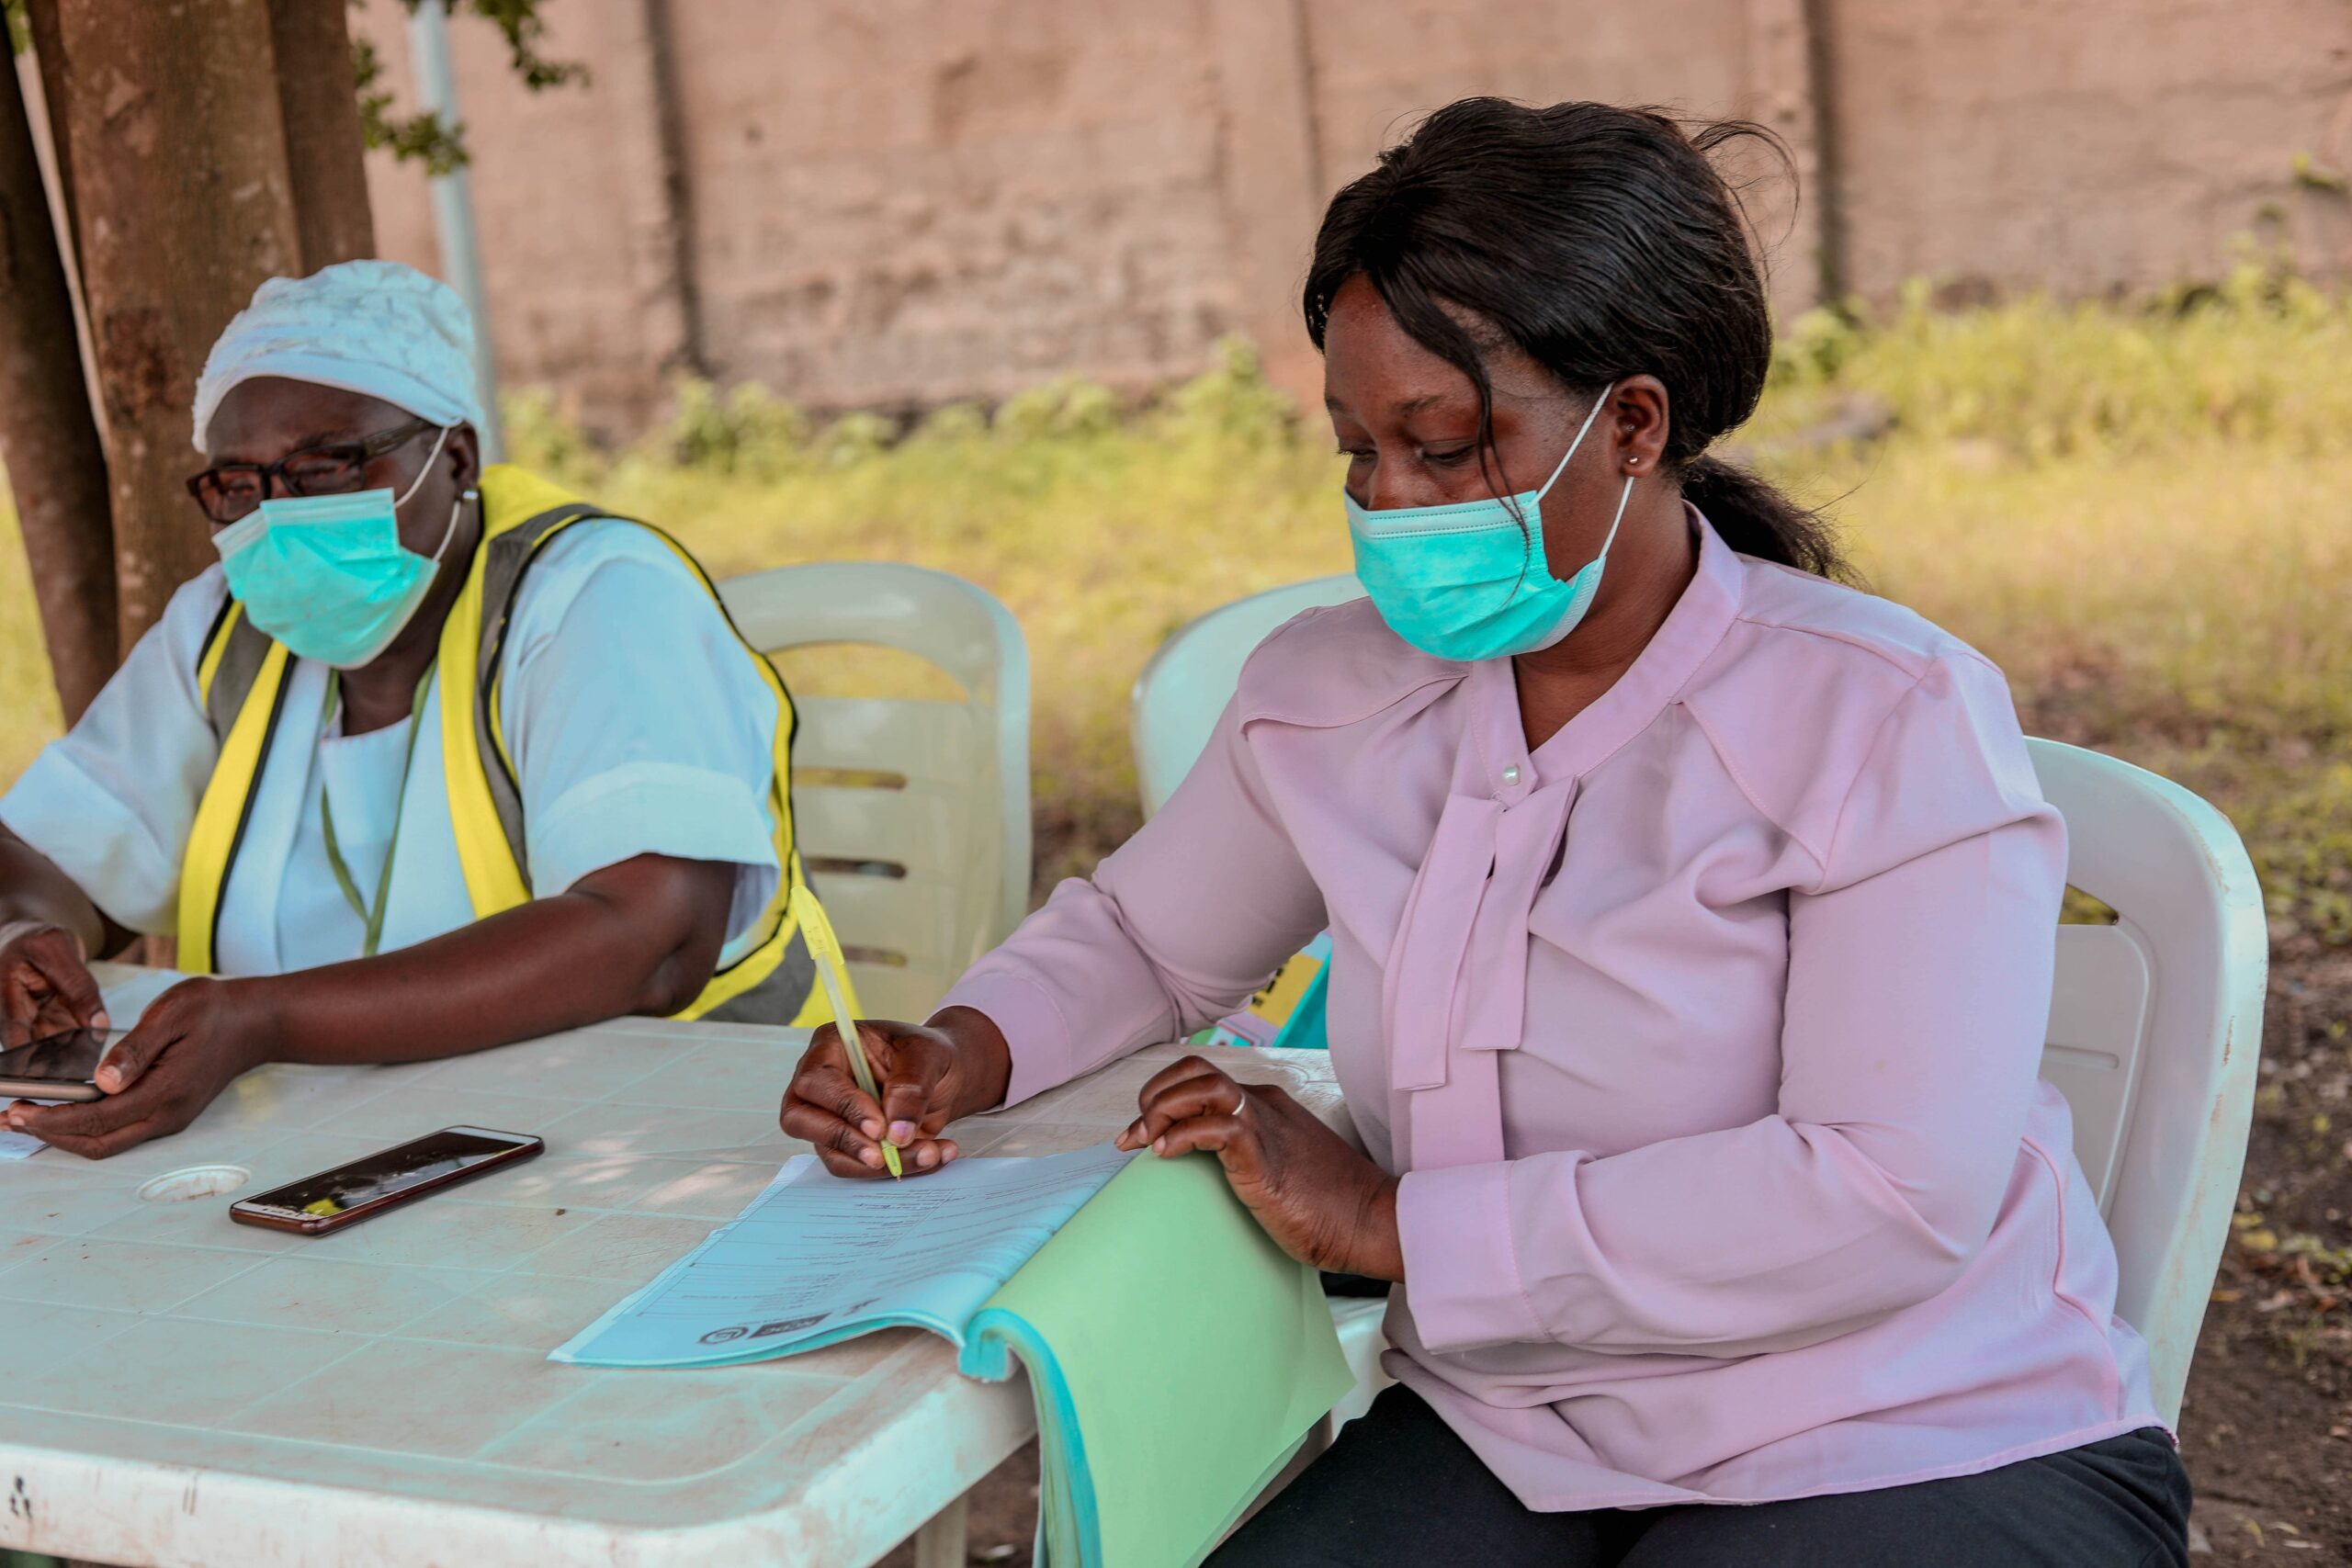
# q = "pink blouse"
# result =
<box><xmin>943</xmin><ymin>513</ymin><xmax>2159</xmax><ymax>1509</ymax></box>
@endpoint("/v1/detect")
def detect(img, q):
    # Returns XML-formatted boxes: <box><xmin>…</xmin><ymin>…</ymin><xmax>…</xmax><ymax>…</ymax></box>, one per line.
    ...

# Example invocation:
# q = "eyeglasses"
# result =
<box><xmin>186</xmin><ymin>418</ymin><xmax>438</xmax><ymax>525</ymax></box>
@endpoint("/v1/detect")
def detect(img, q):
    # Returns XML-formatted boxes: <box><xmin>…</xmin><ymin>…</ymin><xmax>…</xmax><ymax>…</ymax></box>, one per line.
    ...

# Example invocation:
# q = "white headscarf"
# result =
<box><xmin>191</xmin><ymin>259</ymin><xmax>485</xmax><ymax>451</ymax></box>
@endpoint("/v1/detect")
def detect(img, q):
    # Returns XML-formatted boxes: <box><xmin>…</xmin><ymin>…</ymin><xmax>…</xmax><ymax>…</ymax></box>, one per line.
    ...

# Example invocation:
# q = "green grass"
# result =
<box><xmin>6</xmin><ymin>268</ymin><xmax>2347</xmax><ymax>942</ymax></box>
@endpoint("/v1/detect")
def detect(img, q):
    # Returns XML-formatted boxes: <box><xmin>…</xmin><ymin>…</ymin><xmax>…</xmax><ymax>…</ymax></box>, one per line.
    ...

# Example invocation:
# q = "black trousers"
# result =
<box><xmin>1212</xmin><ymin>1385</ymin><xmax>2191</xmax><ymax>1568</ymax></box>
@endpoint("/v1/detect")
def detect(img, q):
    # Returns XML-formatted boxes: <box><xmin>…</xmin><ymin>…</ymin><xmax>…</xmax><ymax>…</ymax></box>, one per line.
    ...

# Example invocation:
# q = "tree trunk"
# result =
<box><xmin>19</xmin><ymin>3</ymin><xmax>78</xmax><ymax>260</ymax></box>
<box><xmin>48</xmin><ymin>0</ymin><xmax>302</xmax><ymax>651</ymax></box>
<box><xmin>268</xmin><ymin>0</ymin><xmax>377</xmax><ymax>270</ymax></box>
<box><xmin>0</xmin><ymin>51</ymin><xmax>114</xmax><ymax>723</ymax></box>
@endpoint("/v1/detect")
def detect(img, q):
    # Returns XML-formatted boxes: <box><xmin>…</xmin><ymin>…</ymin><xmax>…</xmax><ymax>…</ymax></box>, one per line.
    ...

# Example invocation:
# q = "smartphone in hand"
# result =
<box><xmin>0</xmin><ymin>1027</ymin><xmax>118</xmax><ymax>1103</ymax></box>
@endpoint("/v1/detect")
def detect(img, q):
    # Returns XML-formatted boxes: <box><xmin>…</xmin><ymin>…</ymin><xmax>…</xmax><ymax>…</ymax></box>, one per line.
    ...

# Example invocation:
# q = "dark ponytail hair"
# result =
<box><xmin>1304</xmin><ymin>98</ymin><xmax>1847</xmax><ymax>580</ymax></box>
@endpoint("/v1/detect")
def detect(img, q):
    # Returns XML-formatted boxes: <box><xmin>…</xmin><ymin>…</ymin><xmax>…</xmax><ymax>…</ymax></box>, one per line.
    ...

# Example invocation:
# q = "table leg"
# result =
<box><xmin>913</xmin><ymin>1494</ymin><xmax>968</xmax><ymax>1568</ymax></box>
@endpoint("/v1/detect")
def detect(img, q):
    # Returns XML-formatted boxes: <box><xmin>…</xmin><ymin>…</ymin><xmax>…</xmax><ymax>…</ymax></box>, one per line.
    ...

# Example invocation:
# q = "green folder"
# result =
<box><xmin>557</xmin><ymin>1145</ymin><xmax>1352</xmax><ymax>1568</ymax></box>
<box><xmin>962</xmin><ymin>1152</ymin><xmax>1353</xmax><ymax>1567</ymax></box>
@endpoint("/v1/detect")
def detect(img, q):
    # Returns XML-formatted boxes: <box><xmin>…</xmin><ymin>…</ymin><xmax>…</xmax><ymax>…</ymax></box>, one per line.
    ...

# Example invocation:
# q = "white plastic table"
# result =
<box><xmin>0</xmin><ymin>967</ymin><xmax>1341</xmax><ymax>1567</ymax></box>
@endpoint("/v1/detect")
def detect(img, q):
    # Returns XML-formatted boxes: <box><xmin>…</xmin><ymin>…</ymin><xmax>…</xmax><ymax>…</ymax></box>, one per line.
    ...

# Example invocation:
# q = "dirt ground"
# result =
<box><xmin>885</xmin><ymin>953</ymin><xmax>2352</xmax><ymax>1567</ymax></box>
<box><xmin>2177</xmin><ymin>949</ymin><xmax>2352</xmax><ymax>1561</ymax></box>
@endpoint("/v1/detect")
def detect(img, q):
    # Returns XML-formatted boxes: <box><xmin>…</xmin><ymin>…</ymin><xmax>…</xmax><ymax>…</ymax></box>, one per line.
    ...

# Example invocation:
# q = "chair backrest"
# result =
<box><xmin>2025</xmin><ymin>738</ymin><xmax>2265</xmax><ymax>1423</ymax></box>
<box><xmin>1134</xmin><ymin>579</ymin><xmax>2266</xmax><ymax>1425</ymax></box>
<box><xmin>1131</xmin><ymin>574</ymin><xmax>1364</xmax><ymax>817</ymax></box>
<box><xmin>719</xmin><ymin>561</ymin><xmax>1031</xmax><ymax>1022</ymax></box>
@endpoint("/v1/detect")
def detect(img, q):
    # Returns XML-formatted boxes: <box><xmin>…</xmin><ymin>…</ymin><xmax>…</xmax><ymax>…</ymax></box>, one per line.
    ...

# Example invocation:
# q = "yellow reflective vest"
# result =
<box><xmin>178</xmin><ymin>465</ymin><xmax>828</xmax><ymax>1026</ymax></box>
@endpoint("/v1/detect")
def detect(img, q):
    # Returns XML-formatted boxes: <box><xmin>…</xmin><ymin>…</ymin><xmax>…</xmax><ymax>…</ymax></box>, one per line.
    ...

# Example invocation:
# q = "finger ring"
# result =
<box><xmin>1228</xmin><ymin>1082</ymin><xmax>1249</xmax><ymax>1117</ymax></box>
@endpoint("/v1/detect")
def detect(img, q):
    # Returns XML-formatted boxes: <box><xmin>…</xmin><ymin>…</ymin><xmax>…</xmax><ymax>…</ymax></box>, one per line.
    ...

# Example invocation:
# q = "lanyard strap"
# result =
<box><xmin>319</xmin><ymin>666</ymin><xmax>436</xmax><ymax>959</ymax></box>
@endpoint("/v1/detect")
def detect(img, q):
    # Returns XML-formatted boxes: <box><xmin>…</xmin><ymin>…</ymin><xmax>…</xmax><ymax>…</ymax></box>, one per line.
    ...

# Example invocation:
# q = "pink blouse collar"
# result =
<box><xmin>1462</xmin><ymin>505</ymin><xmax>1746</xmax><ymax>801</ymax></box>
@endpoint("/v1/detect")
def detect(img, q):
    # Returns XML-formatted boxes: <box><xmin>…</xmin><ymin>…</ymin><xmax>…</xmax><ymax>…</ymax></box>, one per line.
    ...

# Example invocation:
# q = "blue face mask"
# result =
<box><xmin>213</xmin><ymin>426</ymin><xmax>464</xmax><ymax>669</ymax></box>
<box><xmin>1347</xmin><ymin>381</ymin><xmax>1635</xmax><ymax>661</ymax></box>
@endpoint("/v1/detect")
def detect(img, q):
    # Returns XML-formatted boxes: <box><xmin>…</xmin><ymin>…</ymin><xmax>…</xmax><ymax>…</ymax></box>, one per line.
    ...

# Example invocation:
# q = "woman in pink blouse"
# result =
<box><xmin>784</xmin><ymin>99</ymin><xmax>2188</xmax><ymax>1566</ymax></box>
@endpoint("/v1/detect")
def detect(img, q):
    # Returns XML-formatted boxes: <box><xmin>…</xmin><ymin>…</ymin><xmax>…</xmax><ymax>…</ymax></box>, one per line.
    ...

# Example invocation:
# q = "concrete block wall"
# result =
<box><xmin>355</xmin><ymin>0</ymin><xmax>2352</xmax><ymax>434</ymax></box>
<box><xmin>1828</xmin><ymin>0</ymin><xmax>2352</xmax><ymax>299</ymax></box>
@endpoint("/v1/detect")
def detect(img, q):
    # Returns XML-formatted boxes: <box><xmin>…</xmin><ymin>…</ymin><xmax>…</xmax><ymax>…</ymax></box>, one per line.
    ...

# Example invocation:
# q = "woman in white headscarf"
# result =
<box><xmin>0</xmin><ymin>260</ymin><xmax>832</xmax><ymax>1157</ymax></box>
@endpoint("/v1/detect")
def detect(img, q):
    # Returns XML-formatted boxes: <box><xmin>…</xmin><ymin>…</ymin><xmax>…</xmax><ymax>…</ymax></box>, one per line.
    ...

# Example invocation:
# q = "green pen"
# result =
<box><xmin>789</xmin><ymin>886</ymin><xmax>901</xmax><ymax>1179</ymax></box>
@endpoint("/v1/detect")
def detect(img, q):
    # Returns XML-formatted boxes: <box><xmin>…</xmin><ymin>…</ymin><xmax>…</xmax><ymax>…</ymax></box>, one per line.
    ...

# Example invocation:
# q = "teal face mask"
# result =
<box><xmin>213</xmin><ymin>426</ymin><xmax>463</xmax><ymax>669</ymax></box>
<box><xmin>1346</xmin><ymin>381</ymin><xmax>1635</xmax><ymax>661</ymax></box>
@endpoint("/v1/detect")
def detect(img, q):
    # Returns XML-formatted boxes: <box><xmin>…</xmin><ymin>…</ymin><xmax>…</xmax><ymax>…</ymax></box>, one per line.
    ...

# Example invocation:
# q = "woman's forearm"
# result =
<box><xmin>0</xmin><ymin>828</ymin><xmax>124</xmax><ymax>957</ymax></box>
<box><xmin>249</xmin><ymin>853</ymin><xmax>738</xmax><ymax>1067</ymax></box>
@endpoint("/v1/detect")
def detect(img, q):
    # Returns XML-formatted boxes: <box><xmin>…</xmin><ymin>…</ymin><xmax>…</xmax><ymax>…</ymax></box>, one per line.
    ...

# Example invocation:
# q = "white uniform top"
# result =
<box><xmin>0</xmin><ymin>520</ymin><xmax>783</xmax><ymax>974</ymax></box>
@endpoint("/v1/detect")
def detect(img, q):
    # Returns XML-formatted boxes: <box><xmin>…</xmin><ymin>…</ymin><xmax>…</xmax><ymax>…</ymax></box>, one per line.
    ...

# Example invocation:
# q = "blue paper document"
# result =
<box><xmin>552</xmin><ymin>1142</ymin><xmax>1134</xmax><ymax>1366</ymax></box>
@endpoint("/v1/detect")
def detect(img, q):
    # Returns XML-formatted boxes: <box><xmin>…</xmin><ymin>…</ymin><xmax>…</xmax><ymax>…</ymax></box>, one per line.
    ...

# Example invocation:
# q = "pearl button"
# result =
<box><xmin>1500</xmin><ymin>764</ymin><xmax>1521</xmax><ymax>787</ymax></box>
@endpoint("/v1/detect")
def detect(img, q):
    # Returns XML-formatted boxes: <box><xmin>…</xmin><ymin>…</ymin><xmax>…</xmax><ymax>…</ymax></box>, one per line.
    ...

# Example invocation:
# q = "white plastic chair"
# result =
<box><xmin>719</xmin><ymin>561</ymin><xmax>1031</xmax><ymax>1024</ymax></box>
<box><xmin>1136</xmin><ymin>580</ymin><xmax>2266</xmax><ymax>1431</ymax></box>
<box><xmin>2027</xmin><ymin>737</ymin><xmax>2266</xmax><ymax>1423</ymax></box>
<box><xmin>1132</xmin><ymin>574</ymin><xmax>1364</xmax><ymax>818</ymax></box>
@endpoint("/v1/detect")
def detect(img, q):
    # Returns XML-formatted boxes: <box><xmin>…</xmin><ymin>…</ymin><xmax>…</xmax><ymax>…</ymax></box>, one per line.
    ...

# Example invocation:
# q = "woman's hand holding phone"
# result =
<box><xmin>780</xmin><ymin>1006</ymin><xmax>1012</xmax><ymax>1179</ymax></box>
<box><xmin>7</xmin><ymin>976</ymin><xmax>279</xmax><ymax>1158</ymax></box>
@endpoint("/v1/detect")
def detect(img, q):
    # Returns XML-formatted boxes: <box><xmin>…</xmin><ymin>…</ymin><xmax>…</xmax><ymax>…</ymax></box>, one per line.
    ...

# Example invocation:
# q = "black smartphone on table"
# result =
<box><xmin>228</xmin><ymin>1125</ymin><xmax>545</xmax><ymax>1235</ymax></box>
<box><xmin>0</xmin><ymin>1026</ymin><xmax>119</xmax><ymax>1103</ymax></box>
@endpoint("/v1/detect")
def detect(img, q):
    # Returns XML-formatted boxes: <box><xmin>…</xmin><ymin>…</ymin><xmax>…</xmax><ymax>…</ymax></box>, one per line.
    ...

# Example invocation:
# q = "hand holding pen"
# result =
<box><xmin>779</xmin><ymin>887</ymin><xmax>1013</xmax><ymax>1179</ymax></box>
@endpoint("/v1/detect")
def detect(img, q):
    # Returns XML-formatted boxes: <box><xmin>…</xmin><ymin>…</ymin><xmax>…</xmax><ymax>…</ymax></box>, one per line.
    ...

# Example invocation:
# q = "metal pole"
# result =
<box><xmin>406</xmin><ymin>0</ymin><xmax>504</xmax><ymax>461</ymax></box>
